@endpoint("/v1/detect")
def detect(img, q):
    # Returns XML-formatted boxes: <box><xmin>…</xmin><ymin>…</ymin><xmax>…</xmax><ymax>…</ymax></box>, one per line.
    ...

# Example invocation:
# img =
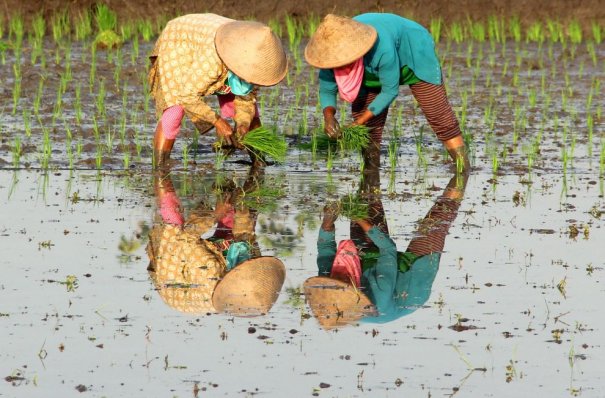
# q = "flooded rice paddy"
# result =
<box><xmin>1</xmin><ymin>26</ymin><xmax>605</xmax><ymax>397</ymax></box>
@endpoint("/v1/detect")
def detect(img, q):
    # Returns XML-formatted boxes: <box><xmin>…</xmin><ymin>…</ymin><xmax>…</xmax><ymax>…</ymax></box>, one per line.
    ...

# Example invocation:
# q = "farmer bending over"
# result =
<box><xmin>304</xmin><ymin>14</ymin><xmax>470</xmax><ymax>170</ymax></box>
<box><xmin>149</xmin><ymin>14</ymin><xmax>287</xmax><ymax>166</ymax></box>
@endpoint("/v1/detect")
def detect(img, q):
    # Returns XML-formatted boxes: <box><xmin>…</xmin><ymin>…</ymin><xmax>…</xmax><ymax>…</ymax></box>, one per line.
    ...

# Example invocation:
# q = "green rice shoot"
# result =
<box><xmin>339</xmin><ymin>194</ymin><xmax>369</xmax><ymax>220</ymax></box>
<box><xmin>339</xmin><ymin>125</ymin><xmax>370</xmax><ymax>152</ymax></box>
<box><xmin>241</xmin><ymin>126</ymin><xmax>287</xmax><ymax>163</ymax></box>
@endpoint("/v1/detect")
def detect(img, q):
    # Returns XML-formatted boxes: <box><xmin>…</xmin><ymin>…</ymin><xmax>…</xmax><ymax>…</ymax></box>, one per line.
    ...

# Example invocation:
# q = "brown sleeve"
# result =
<box><xmin>233</xmin><ymin>90</ymin><xmax>258</xmax><ymax>129</ymax></box>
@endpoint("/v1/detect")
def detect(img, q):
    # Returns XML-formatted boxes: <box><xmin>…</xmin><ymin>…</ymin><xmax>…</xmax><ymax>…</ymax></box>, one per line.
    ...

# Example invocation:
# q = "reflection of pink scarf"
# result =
<box><xmin>334</xmin><ymin>58</ymin><xmax>364</xmax><ymax>103</ymax></box>
<box><xmin>331</xmin><ymin>240</ymin><xmax>362</xmax><ymax>287</ymax></box>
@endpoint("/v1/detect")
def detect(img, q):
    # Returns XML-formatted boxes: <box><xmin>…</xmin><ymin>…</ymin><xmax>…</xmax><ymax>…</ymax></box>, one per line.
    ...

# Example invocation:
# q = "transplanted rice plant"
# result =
<box><xmin>241</xmin><ymin>126</ymin><xmax>287</xmax><ymax>163</ymax></box>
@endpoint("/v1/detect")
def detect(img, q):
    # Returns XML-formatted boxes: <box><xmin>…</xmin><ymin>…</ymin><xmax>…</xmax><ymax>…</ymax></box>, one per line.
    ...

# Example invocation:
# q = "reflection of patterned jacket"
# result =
<box><xmin>148</xmin><ymin>13</ymin><xmax>256</xmax><ymax>128</ymax></box>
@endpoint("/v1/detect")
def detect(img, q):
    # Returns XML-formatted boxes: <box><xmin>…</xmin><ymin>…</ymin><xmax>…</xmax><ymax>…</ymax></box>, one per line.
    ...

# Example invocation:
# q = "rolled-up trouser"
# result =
<box><xmin>160</xmin><ymin>105</ymin><xmax>185</xmax><ymax>140</ymax></box>
<box><xmin>351</xmin><ymin>82</ymin><xmax>462</xmax><ymax>147</ymax></box>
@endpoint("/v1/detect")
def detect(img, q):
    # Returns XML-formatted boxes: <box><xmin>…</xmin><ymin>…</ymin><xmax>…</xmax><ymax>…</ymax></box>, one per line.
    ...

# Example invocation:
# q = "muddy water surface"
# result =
<box><xmin>1</xmin><ymin>34</ymin><xmax>605</xmax><ymax>397</ymax></box>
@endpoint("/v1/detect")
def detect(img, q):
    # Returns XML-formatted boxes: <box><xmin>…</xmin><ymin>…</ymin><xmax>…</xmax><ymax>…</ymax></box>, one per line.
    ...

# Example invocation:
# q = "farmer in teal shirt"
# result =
<box><xmin>305</xmin><ymin>13</ymin><xmax>469</xmax><ymax>170</ymax></box>
<box><xmin>305</xmin><ymin>168</ymin><xmax>467</xmax><ymax>328</ymax></box>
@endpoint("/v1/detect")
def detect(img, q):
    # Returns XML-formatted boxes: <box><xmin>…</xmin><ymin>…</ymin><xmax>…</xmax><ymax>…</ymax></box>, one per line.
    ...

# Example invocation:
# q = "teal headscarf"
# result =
<box><xmin>227</xmin><ymin>71</ymin><xmax>254</xmax><ymax>96</ymax></box>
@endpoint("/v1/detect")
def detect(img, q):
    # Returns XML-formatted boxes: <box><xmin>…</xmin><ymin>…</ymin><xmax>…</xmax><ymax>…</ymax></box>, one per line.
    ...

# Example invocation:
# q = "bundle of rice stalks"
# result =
<box><xmin>339</xmin><ymin>194</ymin><xmax>369</xmax><ymax>220</ymax></box>
<box><xmin>338</xmin><ymin>125</ymin><xmax>371</xmax><ymax>152</ymax></box>
<box><xmin>241</xmin><ymin>126</ymin><xmax>287</xmax><ymax>163</ymax></box>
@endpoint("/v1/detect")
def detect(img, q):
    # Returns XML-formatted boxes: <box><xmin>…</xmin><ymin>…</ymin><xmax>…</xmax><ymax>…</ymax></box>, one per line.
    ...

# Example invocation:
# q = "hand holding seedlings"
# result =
<box><xmin>214</xmin><ymin>116</ymin><xmax>234</xmax><ymax>145</ymax></box>
<box><xmin>323</xmin><ymin>106</ymin><xmax>342</xmax><ymax>139</ymax></box>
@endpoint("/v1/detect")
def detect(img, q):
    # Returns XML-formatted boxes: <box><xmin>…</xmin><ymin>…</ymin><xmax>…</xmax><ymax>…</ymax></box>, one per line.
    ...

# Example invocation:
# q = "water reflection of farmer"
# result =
<box><xmin>148</xmin><ymin>14</ymin><xmax>287</xmax><ymax>166</ymax></box>
<box><xmin>304</xmin><ymin>14</ymin><xmax>470</xmax><ymax>170</ymax></box>
<box><xmin>146</xmin><ymin>166</ymin><xmax>285</xmax><ymax>316</ymax></box>
<box><xmin>304</xmin><ymin>166</ymin><xmax>467</xmax><ymax>328</ymax></box>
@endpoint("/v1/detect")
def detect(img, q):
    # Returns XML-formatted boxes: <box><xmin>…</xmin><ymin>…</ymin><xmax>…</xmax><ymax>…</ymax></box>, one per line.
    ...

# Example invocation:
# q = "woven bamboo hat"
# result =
<box><xmin>146</xmin><ymin>225</ymin><xmax>227</xmax><ymax>314</ymax></box>
<box><xmin>304</xmin><ymin>14</ymin><xmax>377</xmax><ymax>69</ymax></box>
<box><xmin>215</xmin><ymin>21</ymin><xmax>288</xmax><ymax>86</ymax></box>
<box><xmin>303</xmin><ymin>276</ymin><xmax>377</xmax><ymax>329</ymax></box>
<box><xmin>212</xmin><ymin>256</ymin><xmax>286</xmax><ymax>316</ymax></box>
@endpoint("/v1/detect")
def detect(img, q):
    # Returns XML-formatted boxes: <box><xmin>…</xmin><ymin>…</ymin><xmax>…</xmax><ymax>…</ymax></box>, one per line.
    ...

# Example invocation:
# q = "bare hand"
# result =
<box><xmin>214</xmin><ymin>117</ymin><xmax>234</xmax><ymax>145</ymax></box>
<box><xmin>234</xmin><ymin>124</ymin><xmax>250</xmax><ymax>149</ymax></box>
<box><xmin>323</xmin><ymin>106</ymin><xmax>341</xmax><ymax>140</ymax></box>
<box><xmin>322</xmin><ymin>202</ymin><xmax>340</xmax><ymax>222</ymax></box>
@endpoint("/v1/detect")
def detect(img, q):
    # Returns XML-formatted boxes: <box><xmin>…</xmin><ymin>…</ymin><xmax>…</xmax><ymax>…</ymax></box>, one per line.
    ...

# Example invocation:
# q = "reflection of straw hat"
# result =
<box><xmin>147</xmin><ymin>225</ymin><xmax>227</xmax><ymax>314</ymax></box>
<box><xmin>304</xmin><ymin>14</ymin><xmax>377</xmax><ymax>69</ymax></box>
<box><xmin>215</xmin><ymin>21</ymin><xmax>288</xmax><ymax>86</ymax></box>
<box><xmin>303</xmin><ymin>276</ymin><xmax>377</xmax><ymax>329</ymax></box>
<box><xmin>212</xmin><ymin>257</ymin><xmax>286</xmax><ymax>316</ymax></box>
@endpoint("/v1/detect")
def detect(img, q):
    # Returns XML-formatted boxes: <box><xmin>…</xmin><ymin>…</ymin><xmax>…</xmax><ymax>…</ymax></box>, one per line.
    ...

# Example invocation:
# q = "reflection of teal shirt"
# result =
<box><xmin>317</xmin><ymin>227</ymin><xmax>441</xmax><ymax>324</ymax></box>
<box><xmin>319</xmin><ymin>13</ymin><xmax>442</xmax><ymax>115</ymax></box>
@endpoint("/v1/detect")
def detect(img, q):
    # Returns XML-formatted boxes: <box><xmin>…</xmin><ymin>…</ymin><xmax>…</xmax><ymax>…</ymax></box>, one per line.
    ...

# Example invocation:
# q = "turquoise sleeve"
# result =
<box><xmin>367</xmin><ymin>52</ymin><xmax>400</xmax><ymax>115</ymax></box>
<box><xmin>318</xmin><ymin>69</ymin><xmax>338</xmax><ymax>110</ymax></box>
<box><xmin>364</xmin><ymin>227</ymin><xmax>398</xmax><ymax>294</ymax></box>
<box><xmin>317</xmin><ymin>228</ymin><xmax>337</xmax><ymax>276</ymax></box>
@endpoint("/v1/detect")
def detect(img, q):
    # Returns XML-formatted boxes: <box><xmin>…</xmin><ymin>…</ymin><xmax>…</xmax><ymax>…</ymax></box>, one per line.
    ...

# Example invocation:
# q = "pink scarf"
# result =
<box><xmin>334</xmin><ymin>58</ymin><xmax>364</xmax><ymax>103</ymax></box>
<box><xmin>330</xmin><ymin>240</ymin><xmax>362</xmax><ymax>287</ymax></box>
<box><xmin>217</xmin><ymin>93</ymin><xmax>260</xmax><ymax>119</ymax></box>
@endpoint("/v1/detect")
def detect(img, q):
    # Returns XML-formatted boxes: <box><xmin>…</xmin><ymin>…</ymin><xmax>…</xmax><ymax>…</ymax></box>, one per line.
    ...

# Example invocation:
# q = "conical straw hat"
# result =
<box><xmin>303</xmin><ymin>276</ymin><xmax>377</xmax><ymax>329</ymax></box>
<box><xmin>304</xmin><ymin>14</ymin><xmax>377</xmax><ymax>69</ymax></box>
<box><xmin>212</xmin><ymin>256</ymin><xmax>286</xmax><ymax>316</ymax></box>
<box><xmin>147</xmin><ymin>225</ymin><xmax>227</xmax><ymax>314</ymax></box>
<box><xmin>215</xmin><ymin>21</ymin><xmax>288</xmax><ymax>86</ymax></box>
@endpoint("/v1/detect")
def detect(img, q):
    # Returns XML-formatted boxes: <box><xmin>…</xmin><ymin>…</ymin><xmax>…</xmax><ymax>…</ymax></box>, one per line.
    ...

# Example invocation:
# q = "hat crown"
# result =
<box><xmin>215</xmin><ymin>21</ymin><xmax>288</xmax><ymax>86</ymax></box>
<box><xmin>304</xmin><ymin>14</ymin><xmax>377</xmax><ymax>69</ymax></box>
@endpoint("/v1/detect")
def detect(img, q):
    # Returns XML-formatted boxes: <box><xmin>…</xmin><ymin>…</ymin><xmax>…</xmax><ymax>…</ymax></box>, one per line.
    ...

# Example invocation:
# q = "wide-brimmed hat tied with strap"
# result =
<box><xmin>215</xmin><ymin>21</ymin><xmax>288</xmax><ymax>86</ymax></box>
<box><xmin>304</xmin><ymin>14</ymin><xmax>377</xmax><ymax>69</ymax></box>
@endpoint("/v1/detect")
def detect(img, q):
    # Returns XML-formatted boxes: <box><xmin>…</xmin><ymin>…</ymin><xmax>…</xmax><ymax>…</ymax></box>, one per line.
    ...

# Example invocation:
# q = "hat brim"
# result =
<box><xmin>303</xmin><ymin>276</ymin><xmax>376</xmax><ymax>329</ymax></box>
<box><xmin>304</xmin><ymin>15</ymin><xmax>377</xmax><ymax>69</ymax></box>
<box><xmin>212</xmin><ymin>256</ymin><xmax>286</xmax><ymax>316</ymax></box>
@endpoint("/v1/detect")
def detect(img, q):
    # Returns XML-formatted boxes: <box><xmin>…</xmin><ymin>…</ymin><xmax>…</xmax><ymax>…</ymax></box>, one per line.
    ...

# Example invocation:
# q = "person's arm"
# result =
<box><xmin>365</xmin><ymin>51</ymin><xmax>400</xmax><ymax>117</ymax></box>
<box><xmin>317</xmin><ymin>204</ymin><xmax>339</xmax><ymax>275</ymax></box>
<box><xmin>318</xmin><ymin>69</ymin><xmax>338</xmax><ymax>110</ymax></box>
<box><xmin>233</xmin><ymin>90</ymin><xmax>258</xmax><ymax>136</ymax></box>
<box><xmin>317</xmin><ymin>228</ymin><xmax>337</xmax><ymax>276</ymax></box>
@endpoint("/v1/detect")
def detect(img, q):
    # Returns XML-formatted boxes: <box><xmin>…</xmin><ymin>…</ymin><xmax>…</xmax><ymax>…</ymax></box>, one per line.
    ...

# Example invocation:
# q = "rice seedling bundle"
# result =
<box><xmin>338</xmin><ymin>125</ymin><xmax>370</xmax><ymax>152</ymax></box>
<box><xmin>339</xmin><ymin>194</ymin><xmax>369</xmax><ymax>221</ymax></box>
<box><xmin>241</xmin><ymin>126</ymin><xmax>287</xmax><ymax>163</ymax></box>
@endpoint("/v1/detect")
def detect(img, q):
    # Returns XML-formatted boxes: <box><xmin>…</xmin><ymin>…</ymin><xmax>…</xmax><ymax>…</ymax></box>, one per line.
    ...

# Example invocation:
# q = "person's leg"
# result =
<box><xmin>153</xmin><ymin>105</ymin><xmax>185</xmax><ymax>166</ymax></box>
<box><xmin>409</xmin><ymin>81</ymin><xmax>469</xmax><ymax>171</ymax></box>
<box><xmin>352</xmin><ymin>89</ymin><xmax>389</xmax><ymax>169</ymax></box>
<box><xmin>350</xmin><ymin>166</ymin><xmax>389</xmax><ymax>250</ymax></box>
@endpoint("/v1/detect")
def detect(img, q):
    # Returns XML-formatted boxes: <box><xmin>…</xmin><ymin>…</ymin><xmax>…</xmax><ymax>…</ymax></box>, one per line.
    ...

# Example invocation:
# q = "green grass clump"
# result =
<box><xmin>241</xmin><ymin>126</ymin><xmax>287</xmax><ymax>163</ymax></box>
<box><xmin>94</xmin><ymin>4</ymin><xmax>121</xmax><ymax>48</ymax></box>
<box><xmin>339</xmin><ymin>125</ymin><xmax>371</xmax><ymax>151</ymax></box>
<box><xmin>95</xmin><ymin>30</ymin><xmax>122</xmax><ymax>48</ymax></box>
<box><xmin>339</xmin><ymin>194</ymin><xmax>369</xmax><ymax>221</ymax></box>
